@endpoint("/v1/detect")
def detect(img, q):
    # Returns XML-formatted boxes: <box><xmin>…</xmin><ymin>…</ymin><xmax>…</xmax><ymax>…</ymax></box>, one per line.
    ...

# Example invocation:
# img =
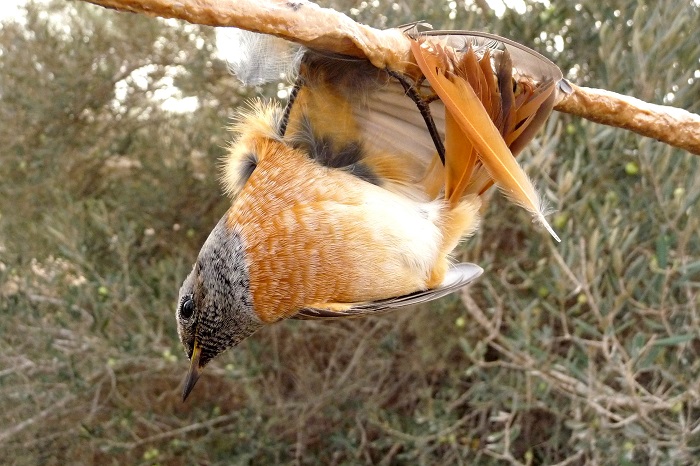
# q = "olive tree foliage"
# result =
<box><xmin>0</xmin><ymin>1</ymin><xmax>244</xmax><ymax>460</ymax></box>
<box><xmin>1</xmin><ymin>0</ymin><xmax>698</xmax><ymax>465</ymax></box>
<box><xmin>0</xmin><ymin>0</ymin><xmax>247</xmax><ymax>257</ymax></box>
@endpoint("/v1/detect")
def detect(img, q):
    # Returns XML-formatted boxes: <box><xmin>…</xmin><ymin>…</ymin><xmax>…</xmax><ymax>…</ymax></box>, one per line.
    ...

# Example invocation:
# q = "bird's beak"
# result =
<box><xmin>181</xmin><ymin>342</ymin><xmax>203</xmax><ymax>402</ymax></box>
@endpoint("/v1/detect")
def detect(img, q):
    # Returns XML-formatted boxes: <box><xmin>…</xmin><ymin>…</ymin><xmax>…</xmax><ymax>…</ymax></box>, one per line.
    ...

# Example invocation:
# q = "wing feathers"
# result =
<box><xmin>444</xmin><ymin>110</ymin><xmax>476</xmax><ymax>205</ymax></box>
<box><xmin>291</xmin><ymin>263</ymin><xmax>483</xmax><ymax>319</ymax></box>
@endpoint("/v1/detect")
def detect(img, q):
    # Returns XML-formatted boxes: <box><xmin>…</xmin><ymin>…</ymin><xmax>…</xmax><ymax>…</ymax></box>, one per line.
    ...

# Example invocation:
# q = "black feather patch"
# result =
<box><xmin>239</xmin><ymin>152</ymin><xmax>258</xmax><ymax>187</ymax></box>
<box><xmin>290</xmin><ymin>116</ymin><xmax>381</xmax><ymax>186</ymax></box>
<box><xmin>299</xmin><ymin>50</ymin><xmax>388</xmax><ymax>96</ymax></box>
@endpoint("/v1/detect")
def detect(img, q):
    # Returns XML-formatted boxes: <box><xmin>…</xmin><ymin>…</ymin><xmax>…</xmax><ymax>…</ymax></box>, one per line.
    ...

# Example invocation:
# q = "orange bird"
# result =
<box><xmin>176</xmin><ymin>28</ymin><xmax>563</xmax><ymax>400</ymax></box>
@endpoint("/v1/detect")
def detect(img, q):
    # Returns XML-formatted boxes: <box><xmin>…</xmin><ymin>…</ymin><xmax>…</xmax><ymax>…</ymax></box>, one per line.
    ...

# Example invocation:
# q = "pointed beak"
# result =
<box><xmin>181</xmin><ymin>342</ymin><xmax>203</xmax><ymax>402</ymax></box>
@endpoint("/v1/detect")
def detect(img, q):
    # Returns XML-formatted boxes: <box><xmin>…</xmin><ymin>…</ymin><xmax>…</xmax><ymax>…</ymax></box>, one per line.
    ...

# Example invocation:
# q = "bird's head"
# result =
<box><xmin>176</xmin><ymin>215</ymin><xmax>262</xmax><ymax>401</ymax></box>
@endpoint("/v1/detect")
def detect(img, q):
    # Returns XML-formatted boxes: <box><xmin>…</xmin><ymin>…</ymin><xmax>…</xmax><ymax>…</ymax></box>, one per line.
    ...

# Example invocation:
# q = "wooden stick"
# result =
<box><xmin>81</xmin><ymin>0</ymin><xmax>700</xmax><ymax>155</ymax></box>
<box><xmin>556</xmin><ymin>82</ymin><xmax>700</xmax><ymax>155</ymax></box>
<box><xmin>81</xmin><ymin>0</ymin><xmax>411</xmax><ymax>67</ymax></box>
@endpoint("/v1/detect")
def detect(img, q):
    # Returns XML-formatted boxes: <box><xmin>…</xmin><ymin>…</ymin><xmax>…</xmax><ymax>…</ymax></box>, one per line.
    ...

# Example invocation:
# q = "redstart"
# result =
<box><xmin>177</xmin><ymin>29</ymin><xmax>562</xmax><ymax>400</ymax></box>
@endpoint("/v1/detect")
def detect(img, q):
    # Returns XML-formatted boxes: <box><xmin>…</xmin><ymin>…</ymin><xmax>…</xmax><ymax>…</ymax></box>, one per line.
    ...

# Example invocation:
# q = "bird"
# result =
<box><xmin>176</xmin><ymin>27</ymin><xmax>563</xmax><ymax>401</ymax></box>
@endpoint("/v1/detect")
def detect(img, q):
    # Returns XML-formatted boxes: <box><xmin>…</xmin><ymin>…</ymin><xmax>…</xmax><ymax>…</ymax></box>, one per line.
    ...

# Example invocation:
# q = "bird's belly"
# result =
<box><xmin>304</xmin><ymin>193</ymin><xmax>445</xmax><ymax>301</ymax></box>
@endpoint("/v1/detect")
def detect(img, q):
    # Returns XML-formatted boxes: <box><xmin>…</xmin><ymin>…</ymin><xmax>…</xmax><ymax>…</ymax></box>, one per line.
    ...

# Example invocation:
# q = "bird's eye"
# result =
<box><xmin>180</xmin><ymin>295</ymin><xmax>195</xmax><ymax>320</ymax></box>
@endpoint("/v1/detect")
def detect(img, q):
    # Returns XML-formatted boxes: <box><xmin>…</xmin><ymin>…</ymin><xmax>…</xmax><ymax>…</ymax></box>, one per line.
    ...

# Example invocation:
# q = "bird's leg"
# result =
<box><xmin>279</xmin><ymin>76</ymin><xmax>304</xmax><ymax>137</ymax></box>
<box><xmin>387</xmin><ymin>69</ymin><xmax>445</xmax><ymax>165</ymax></box>
<box><xmin>415</xmin><ymin>76</ymin><xmax>441</xmax><ymax>104</ymax></box>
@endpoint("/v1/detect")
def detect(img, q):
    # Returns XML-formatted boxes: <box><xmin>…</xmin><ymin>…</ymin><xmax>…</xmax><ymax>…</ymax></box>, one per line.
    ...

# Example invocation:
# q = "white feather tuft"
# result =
<box><xmin>219</xmin><ymin>28</ymin><xmax>303</xmax><ymax>86</ymax></box>
<box><xmin>497</xmin><ymin>173</ymin><xmax>560</xmax><ymax>242</ymax></box>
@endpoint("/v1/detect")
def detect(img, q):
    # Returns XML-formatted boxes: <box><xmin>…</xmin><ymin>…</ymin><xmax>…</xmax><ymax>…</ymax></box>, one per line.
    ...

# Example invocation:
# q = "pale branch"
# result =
<box><xmin>80</xmin><ymin>0</ymin><xmax>410</xmax><ymax>67</ymax></box>
<box><xmin>81</xmin><ymin>0</ymin><xmax>700</xmax><ymax>156</ymax></box>
<box><xmin>556</xmin><ymin>83</ymin><xmax>700</xmax><ymax>155</ymax></box>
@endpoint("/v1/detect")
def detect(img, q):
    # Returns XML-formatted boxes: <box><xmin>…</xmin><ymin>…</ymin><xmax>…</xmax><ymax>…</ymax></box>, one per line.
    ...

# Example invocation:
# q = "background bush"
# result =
<box><xmin>1</xmin><ymin>0</ymin><xmax>698</xmax><ymax>464</ymax></box>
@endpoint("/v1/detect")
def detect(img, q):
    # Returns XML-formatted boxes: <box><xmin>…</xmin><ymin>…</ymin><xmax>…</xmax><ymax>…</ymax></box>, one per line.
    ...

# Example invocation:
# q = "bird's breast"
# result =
<box><xmin>226</xmin><ymin>141</ymin><xmax>446</xmax><ymax>323</ymax></box>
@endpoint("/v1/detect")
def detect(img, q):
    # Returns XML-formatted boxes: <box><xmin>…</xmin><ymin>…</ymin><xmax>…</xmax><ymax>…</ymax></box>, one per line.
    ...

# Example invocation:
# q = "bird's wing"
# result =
<box><xmin>291</xmin><ymin>262</ymin><xmax>483</xmax><ymax>320</ymax></box>
<box><xmin>412</xmin><ymin>30</ymin><xmax>562</xmax><ymax>86</ymax></box>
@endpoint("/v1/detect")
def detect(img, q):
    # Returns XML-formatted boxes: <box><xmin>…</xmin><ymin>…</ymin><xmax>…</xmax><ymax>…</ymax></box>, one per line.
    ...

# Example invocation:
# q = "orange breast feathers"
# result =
<box><xmin>223</xmin><ymin>109</ymin><xmax>480</xmax><ymax>323</ymax></box>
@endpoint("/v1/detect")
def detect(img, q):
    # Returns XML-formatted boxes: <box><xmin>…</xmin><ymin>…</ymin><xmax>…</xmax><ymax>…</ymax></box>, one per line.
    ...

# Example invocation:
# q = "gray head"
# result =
<box><xmin>176</xmin><ymin>215</ymin><xmax>262</xmax><ymax>401</ymax></box>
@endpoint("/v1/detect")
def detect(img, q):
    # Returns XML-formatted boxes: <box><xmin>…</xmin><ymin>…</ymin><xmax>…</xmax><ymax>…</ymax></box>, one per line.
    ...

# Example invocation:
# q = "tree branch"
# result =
<box><xmin>557</xmin><ymin>83</ymin><xmax>700</xmax><ymax>155</ymax></box>
<box><xmin>81</xmin><ymin>0</ymin><xmax>410</xmax><ymax>67</ymax></box>
<box><xmin>81</xmin><ymin>0</ymin><xmax>700</xmax><ymax>155</ymax></box>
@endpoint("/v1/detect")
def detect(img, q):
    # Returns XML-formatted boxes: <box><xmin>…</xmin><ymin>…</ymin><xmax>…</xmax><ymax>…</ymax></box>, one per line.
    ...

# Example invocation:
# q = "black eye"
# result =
<box><xmin>180</xmin><ymin>296</ymin><xmax>195</xmax><ymax>320</ymax></box>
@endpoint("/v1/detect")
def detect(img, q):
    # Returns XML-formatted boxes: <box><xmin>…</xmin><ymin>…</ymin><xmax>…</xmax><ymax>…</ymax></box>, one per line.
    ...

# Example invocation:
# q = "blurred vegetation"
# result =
<box><xmin>1</xmin><ymin>0</ymin><xmax>699</xmax><ymax>464</ymax></box>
